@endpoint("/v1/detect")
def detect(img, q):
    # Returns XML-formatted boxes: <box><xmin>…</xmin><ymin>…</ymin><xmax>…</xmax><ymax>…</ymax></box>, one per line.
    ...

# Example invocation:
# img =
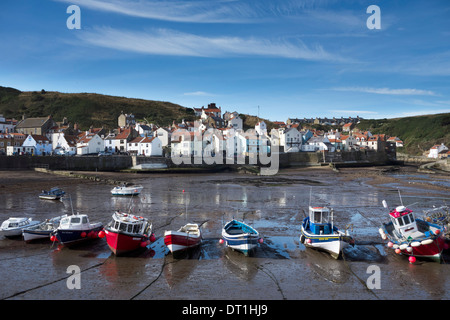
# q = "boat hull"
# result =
<box><xmin>381</xmin><ymin>219</ymin><xmax>445</xmax><ymax>262</ymax></box>
<box><xmin>1</xmin><ymin>221</ymin><xmax>41</xmax><ymax>238</ymax></box>
<box><xmin>105</xmin><ymin>229</ymin><xmax>149</xmax><ymax>255</ymax></box>
<box><xmin>222</xmin><ymin>233</ymin><xmax>259</xmax><ymax>256</ymax></box>
<box><xmin>164</xmin><ymin>230</ymin><xmax>202</xmax><ymax>253</ymax></box>
<box><xmin>110</xmin><ymin>186</ymin><xmax>143</xmax><ymax>196</ymax></box>
<box><xmin>23</xmin><ymin>229</ymin><xmax>53</xmax><ymax>242</ymax></box>
<box><xmin>54</xmin><ymin>225</ymin><xmax>103</xmax><ymax>247</ymax></box>
<box><xmin>300</xmin><ymin>228</ymin><xmax>349</xmax><ymax>259</ymax></box>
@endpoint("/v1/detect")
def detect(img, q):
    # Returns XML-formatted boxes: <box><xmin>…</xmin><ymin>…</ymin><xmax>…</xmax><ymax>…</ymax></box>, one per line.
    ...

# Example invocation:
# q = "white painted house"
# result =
<box><xmin>154</xmin><ymin>127</ymin><xmax>171</xmax><ymax>147</ymax></box>
<box><xmin>127</xmin><ymin>136</ymin><xmax>162</xmax><ymax>156</ymax></box>
<box><xmin>76</xmin><ymin>133</ymin><xmax>104</xmax><ymax>155</ymax></box>
<box><xmin>52</xmin><ymin>133</ymin><xmax>78</xmax><ymax>155</ymax></box>
<box><xmin>270</xmin><ymin>127</ymin><xmax>302</xmax><ymax>152</ymax></box>
<box><xmin>428</xmin><ymin>143</ymin><xmax>449</xmax><ymax>159</ymax></box>
<box><xmin>22</xmin><ymin>134</ymin><xmax>53</xmax><ymax>155</ymax></box>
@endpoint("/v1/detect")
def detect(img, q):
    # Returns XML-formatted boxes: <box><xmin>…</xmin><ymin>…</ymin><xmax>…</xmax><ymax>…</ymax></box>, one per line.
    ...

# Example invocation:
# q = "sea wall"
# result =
<box><xmin>0</xmin><ymin>155</ymin><xmax>132</xmax><ymax>171</ymax></box>
<box><xmin>0</xmin><ymin>150</ymin><xmax>397</xmax><ymax>172</ymax></box>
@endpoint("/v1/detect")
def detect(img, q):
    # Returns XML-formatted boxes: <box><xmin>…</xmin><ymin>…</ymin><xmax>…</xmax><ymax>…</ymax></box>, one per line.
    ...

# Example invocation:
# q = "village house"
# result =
<box><xmin>154</xmin><ymin>127</ymin><xmax>171</xmax><ymax>147</ymax></box>
<box><xmin>1</xmin><ymin>133</ymin><xmax>26</xmax><ymax>155</ymax></box>
<box><xmin>76</xmin><ymin>132</ymin><xmax>104</xmax><ymax>155</ymax></box>
<box><xmin>227</xmin><ymin>114</ymin><xmax>243</xmax><ymax>130</ymax></box>
<box><xmin>193</xmin><ymin>103</ymin><xmax>222</xmax><ymax>119</ymax></box>
<box><xmin>428</xmin><ymin>143</ymin><xmax>449</xmax><ymax>159</ymax></box>
<box><xmin>22</xmin><ymin>134</ymin><xmax>52</xmax><ymax>155</ymax></box>
<box><xmin>53</xmin><ymin>133</ymin><xmax>78</xmax><ymax>155</ymax></box>
<box><xmin>342</xmin><ymin>122</ymin><xmax>354</xmax><ymax>133</ymax></box>
<box><xmin>127</xmin><ymin>136</ymin><xmax>162</xmax><ymax>156</ymax></box>
<box><xmin>387</xmin><ymin>136</ymin><xmax>404</xmax><ymax>148</ymax></box>
<box><xmin>118</xmin><ymin>112</ymin><xmax>136</xmax><ymax>128</ymax></box>
<box><xmin>0</xmin><ymin>115</ymin><xmax>16</xmax><ymax>134</ymax></box>
<box><xmin>171</xmin><ymin>130</ymin><xmax>202</xmax><ymax>158</ymax></box>
<box><xmin>270</xmin><ymin>127</ymin><xmax>302</xmax><ymax>152</ymax></box>
<box><xmin>103</xmin><ymin>127</ymin><xmax>138</xmax><ymax>154</ymax></box>
<box><xmin>135</xmin><ymin>123</ymin><xmax>153</xmax><ymax>136</ymax></box>
<box><xmin>340</xmin><ymin>135</ymin><xmax>358</xmax><ymax>151</ymax></box>
<box><xmin>15</xmin><ymin>115</ymin><xmax>57</xmax><ymax>136</ymax></box>
<box><xmin>305</xmin><ymin>136</ymin><xmax>335</xmax><ymax>152</ymax></box>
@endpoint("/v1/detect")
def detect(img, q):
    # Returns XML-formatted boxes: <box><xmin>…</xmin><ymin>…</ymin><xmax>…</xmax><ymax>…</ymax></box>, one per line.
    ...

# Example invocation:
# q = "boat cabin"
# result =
<box><xmin>109</xmin><ymin>212</ymin><xmax>147</xmax><ymax>235</ymax></box>
<box><xmin>59</xmin><ymin>214</ymin><xmax>91</xmax><ymax>230</ymax></box>
<box><xmin>389</xmin><ymin>206</ymin><xmax>418</xmax><ymax>237</ymax></box>
<box><xmin>1</xmin><ymin>217</ymin><xmax>32</xmax><ymax>229</ymax></box>
<box><xmin>308</xmin><ymin>206</ymin><xmax>333</xmax><ymax>235</ymax></box>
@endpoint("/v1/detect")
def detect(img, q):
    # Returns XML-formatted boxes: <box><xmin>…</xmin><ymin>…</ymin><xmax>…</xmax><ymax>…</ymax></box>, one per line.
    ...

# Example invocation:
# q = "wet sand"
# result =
<box><xmin>0</xmin><ymin>166</ymin><xmax>449</xmax><ymax>302</ymax></box>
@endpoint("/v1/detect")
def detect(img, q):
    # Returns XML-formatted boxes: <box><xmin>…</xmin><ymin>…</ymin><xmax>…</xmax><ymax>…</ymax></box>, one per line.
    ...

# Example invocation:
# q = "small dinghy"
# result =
<box><xmin>221</xmin><ymin>219</ymin><xmax>261</xmax><ymax>256</ymax></box>
<box><xmin>0</xmin><ymin>217</ymin><xmax>41</xmax><ymax>238</ymax></box>
<box><xmin>39</xmin><ymin>187</ymin><xmax>65</xmax><ymax>200</ymax></box>
<box><xmin>164</xmin><ymin>223</ymin><xmax>202</xmax><ymax>253</ymax></box>
<box><xmin>110</xmin><ymin>184</ymin><xmax>143</xmax><ymax>196</ymax></box>
<box><xmin>22</xmin><ymin>215</ymin><xmax>66</xmax><ymax>242</ymax></box>
<box><xmin>300</xmin><ymin>206</ymin><xmax>354</xmax><ymax>259</ymax></box>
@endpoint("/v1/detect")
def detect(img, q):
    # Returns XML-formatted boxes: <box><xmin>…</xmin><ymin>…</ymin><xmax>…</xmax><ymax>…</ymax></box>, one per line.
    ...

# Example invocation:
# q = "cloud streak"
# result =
<box><xmin>77</xmin><ymin>26</ymin><xmax>346</xmax><ymax>61</ymax></box>
<box><xmin>332</xmin><ymin>87</ymin><xmax>437</xmax><ymax>96</ymax></box>
<box><xmin>55</xmin><ymin>0</ymin><xmax>267</xmax><ymax>23</ymax></box>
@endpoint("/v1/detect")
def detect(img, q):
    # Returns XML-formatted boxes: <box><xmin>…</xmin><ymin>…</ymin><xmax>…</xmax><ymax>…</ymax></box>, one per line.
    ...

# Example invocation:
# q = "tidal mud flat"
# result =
<box><xmin>0</xmin><ymin>166</ymin><xmax>449</xmax><ymax>301</ymax></box>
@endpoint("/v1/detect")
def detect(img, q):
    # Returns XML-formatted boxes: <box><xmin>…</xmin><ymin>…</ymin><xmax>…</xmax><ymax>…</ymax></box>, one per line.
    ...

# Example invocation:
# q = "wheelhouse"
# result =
<box><xmin>1</xmin><ymin>218</ymin><xmax>31</xmax><ymax>229</ymax></box>
<box><xmin>59</xmin><ymin>215</ymin><xmax>89</xmax><ymax>227</ymax></box>
<box><xmin>108</xmin><ymin>212</ymin><xmax>147</xmax><ymax>235</ymax></box>
<box><xmin>389</xmin><ymin>206</ymin><xmax>418</xmax><ymax>236</ymax></box>
<box><xmin>308</xmin><ymin>206</ymin><xmax>333</xmax><ymax>235</ymax></box>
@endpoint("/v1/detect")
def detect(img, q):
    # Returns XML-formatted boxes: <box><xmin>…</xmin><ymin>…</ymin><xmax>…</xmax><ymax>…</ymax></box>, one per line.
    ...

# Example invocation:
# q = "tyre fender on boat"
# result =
<box><xmin>300</xmin><ymin>234</ymin><xmax>305</xmax><ymax>244</ymax></box>
<box><xmin>378</xmin><ymin>228</ymin><xmax>387</xmax><ymax>240</ymax></box>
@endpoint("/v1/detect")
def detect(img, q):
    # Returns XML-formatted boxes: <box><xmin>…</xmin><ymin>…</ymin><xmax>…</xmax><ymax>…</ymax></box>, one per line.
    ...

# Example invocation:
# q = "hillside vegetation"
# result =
<box><xmin>357</xmin><ymin>113</ymin><xmax>450</xmax><ymax>155</ymax></box>
<box><xmin>0</xmin><ymin>86</ymin><xmax>196</xmax><ymax>129</ymax></box>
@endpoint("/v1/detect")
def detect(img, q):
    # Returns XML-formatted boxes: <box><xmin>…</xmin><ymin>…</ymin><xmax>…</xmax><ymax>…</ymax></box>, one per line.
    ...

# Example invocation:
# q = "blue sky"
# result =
<box><xmin>1</xmin><ymin>0</ymin><xmax>450</xmax><ymax>122</ymax></box>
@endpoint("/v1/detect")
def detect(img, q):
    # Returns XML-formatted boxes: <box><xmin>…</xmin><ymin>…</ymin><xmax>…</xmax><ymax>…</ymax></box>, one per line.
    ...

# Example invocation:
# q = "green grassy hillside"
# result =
<box><xmin>0</xmin><ymin>86</ymin><xmax>195</xmax><ymax>129</ymax></box>
<box><xmin>357</xmin><ymin>113</ymin><xmax>450</xmax><ymax>155</ymax></box>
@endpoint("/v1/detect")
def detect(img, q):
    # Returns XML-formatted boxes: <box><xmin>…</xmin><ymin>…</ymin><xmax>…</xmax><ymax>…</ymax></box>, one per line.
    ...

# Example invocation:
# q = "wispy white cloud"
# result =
<box><xmin>332</xmin><ymin>87</ymin><xmax>437</xmax><ymax>96</ymax></box>
<box><xmin>183</xmin><ymin>91</ymin><xmax>216</xmax><ymax>97</ymax></box>
<box><xmin>330</xmin><ymin>109</ymin><xmax>378</xmax><ymax>115</ymax></box>
<box><xmin>55</xmin><ymin>0</ymin><xmax>263</xmax><ymax>23</ymax></box>
<box><xmin>77</xmin><ymin>26</ymin><xmax>346</xmax><ymax>61</ymax></box>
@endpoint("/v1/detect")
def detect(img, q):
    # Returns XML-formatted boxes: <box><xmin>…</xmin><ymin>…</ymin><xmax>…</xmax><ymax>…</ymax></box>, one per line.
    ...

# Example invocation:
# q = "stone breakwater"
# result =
<box><xmin>33</xmin><ymin>168</ymin><xmax>130</xmax><ymax>186</ymax></box>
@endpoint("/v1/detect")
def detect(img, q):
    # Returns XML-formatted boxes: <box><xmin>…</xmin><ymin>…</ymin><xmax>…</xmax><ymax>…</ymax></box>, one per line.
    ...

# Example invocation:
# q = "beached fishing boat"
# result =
<box><xmin>23</xmin><ymin>215</ymin><xmax>66</xmax><ymax>242</ymax></box>
<box><xmin>164</xmin><ymin>223</ymin><xmax>202</xmax><ymax>253</ymax></box>
<box><xmin>300</xmin><ymin>206</ymin><xmax>354</xmax><ymax>259</ymax></box>
<box><xmin>39</xmin><ymin>187</ymin><xmax>65</xmax><ymax>200</ymax></box>
<box><xmin>51</xmin><ymin>214</ymin><xmax>103</xmax><ymax>247</ymax></box>
<box><xmin>379</xmin><ymin>200</ymin><xmax>446</xmax><ymax>263</ymax></box>
<box><xmin>221</xmin><ymin>219</ymin><xmax>261</xmax><ymax>256</ymax></box>
<box><xmin>110</xmin><ymin>184</ymin><xmax>143</xmax><ymax>196</ymax></box>
<box><xmin>0</xmin><ymin>217</ymin><xmax>41</xmax><ymax>238</ymax></box>
<box><xmin>102</xmin><ymin>211</ymin><xmax>155</xmax><ymax>255</ymax></box>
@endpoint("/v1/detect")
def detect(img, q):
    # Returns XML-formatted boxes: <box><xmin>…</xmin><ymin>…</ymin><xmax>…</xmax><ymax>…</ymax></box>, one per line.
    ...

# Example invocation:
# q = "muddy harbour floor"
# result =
<box><xmin>0</xmin><ymin>165</ymin><xmax>449</xmax><ymax>302</ymax></box>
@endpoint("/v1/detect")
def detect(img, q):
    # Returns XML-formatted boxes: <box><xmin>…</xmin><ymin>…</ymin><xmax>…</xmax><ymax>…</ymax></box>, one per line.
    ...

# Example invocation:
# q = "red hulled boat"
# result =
<box><xmin>379</xmin><ymin>202</ymin><xmax>446</xmax><ymax>263</ymax></box>
<box><xmin>164</xmin><ymin>223</ymin><xmax>202</xmax><ymax>253</ymax></box>
<box><xmin>102</xmin><ymin>211</ymin><xmax>155</xmax><ymax>255</ymax></box>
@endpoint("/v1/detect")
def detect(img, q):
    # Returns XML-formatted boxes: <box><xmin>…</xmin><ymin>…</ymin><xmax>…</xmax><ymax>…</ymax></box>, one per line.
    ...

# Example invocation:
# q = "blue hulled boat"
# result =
<box><xmin>52</xmin><ymin>214</ymin><xmax>103</xmax><ymax>247</ymax></box>
<box><xmin>221</xmin><ymin>219</ymin><xmax>261</xmax><ymax>256</ymax></box>
<box><xmin>300</xmin><ymin>206</ymin><xmax>354</xmax><ymax>259</ymax></box>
